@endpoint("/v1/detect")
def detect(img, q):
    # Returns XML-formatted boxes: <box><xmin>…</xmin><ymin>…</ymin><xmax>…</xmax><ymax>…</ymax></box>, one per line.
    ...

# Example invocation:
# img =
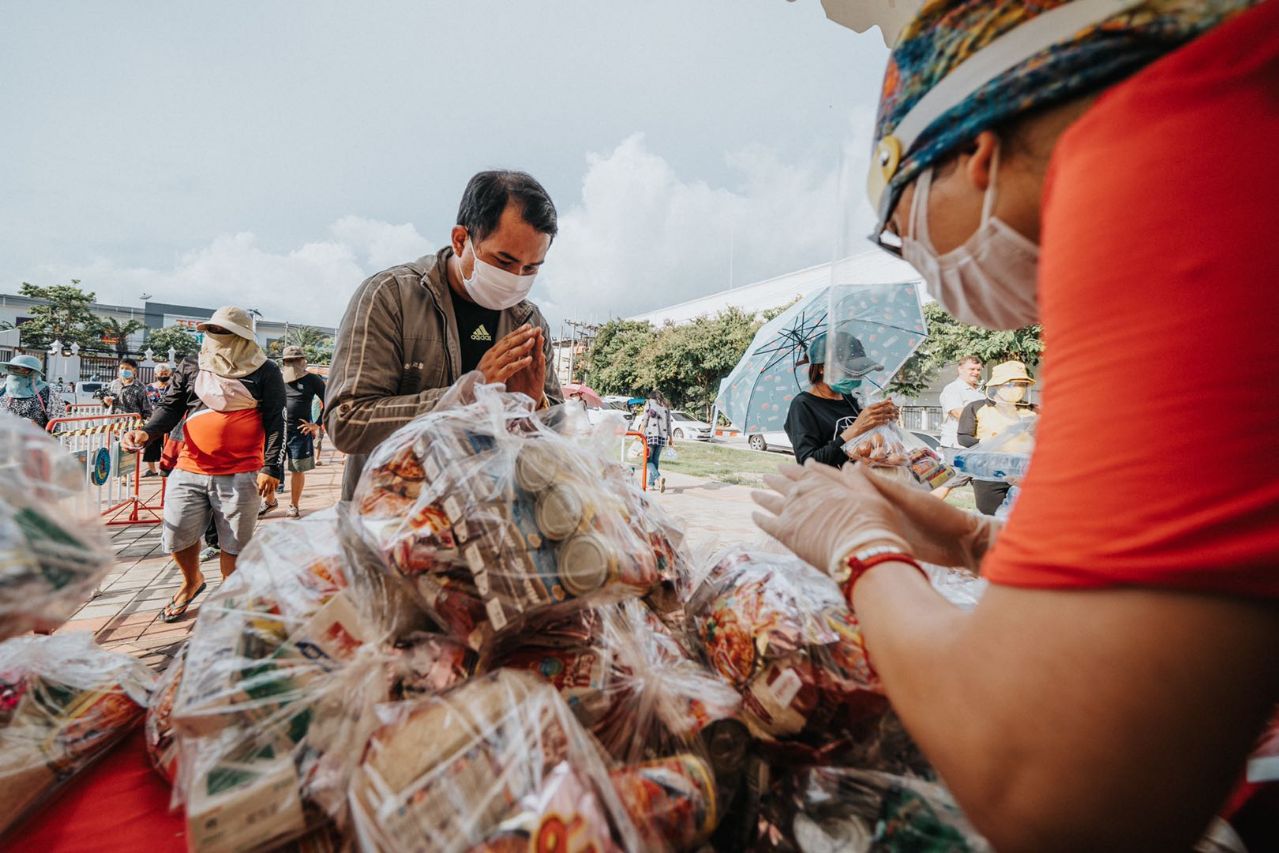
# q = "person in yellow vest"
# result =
<box><xmin>958</xmin><ymin>359</ymin><xmax>1037</xmax><ymax>515</ymax></box>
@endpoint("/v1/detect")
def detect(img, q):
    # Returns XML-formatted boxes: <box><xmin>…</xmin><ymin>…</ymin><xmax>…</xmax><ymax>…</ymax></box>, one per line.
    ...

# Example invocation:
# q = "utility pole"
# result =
<box><xmin>563</xmin><ymin>320</ymin><xmax>599</xmax><ymax>385</ymax></box>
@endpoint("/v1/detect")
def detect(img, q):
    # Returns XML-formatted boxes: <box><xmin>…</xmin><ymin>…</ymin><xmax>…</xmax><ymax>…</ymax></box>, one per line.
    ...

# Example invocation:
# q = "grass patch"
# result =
<box><xmin>647</xmin><ymin>441</ymin><xmax>786</xmax><ymax>487</ymax></box>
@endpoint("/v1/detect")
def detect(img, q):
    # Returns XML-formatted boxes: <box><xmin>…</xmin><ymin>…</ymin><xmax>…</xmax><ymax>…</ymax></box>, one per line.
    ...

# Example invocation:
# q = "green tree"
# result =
<box><xmin>145</xmin><ymin>325</ymin><xmax>201</xmax><ymax>359</ymax></box>
<box><xmin>583</xmin><ymin>320</ymin><xmax>656</xmax><ymax>396</ymax></box>
<box><xmin>16</xmin><ymin>281</ymin><xmax>106</xmax><ymax>352</ymax></box>
<box><xmin>268</xmin><ymin>325</ymin><xmax>334</xmax><ymax>364</ymax></box>
<box><xmin>886</xmin><ymin>302</ymin><xmax>1043</xmax><ymax>397</ymax></box>
<box><xmin>640</xmin><ymin>308</ymin><xmax>761</xmax><ymax>413</ymax></box>
<box><xmin>100</xmin><ymin>317</ymin><xmax>146</xmax><ymax>357</ymax></box>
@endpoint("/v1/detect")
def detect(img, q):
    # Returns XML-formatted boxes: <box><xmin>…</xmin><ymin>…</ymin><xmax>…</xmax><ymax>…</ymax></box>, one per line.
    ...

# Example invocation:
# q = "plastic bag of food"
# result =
<box><xmin>145</xmin><ymin>644</ymin><xmax>186</xmax><ymax>783</ymax></box>
<box><xmin>387</xmin><ymin>631</ymin><xmax>478</xmax><ymax>701</ymax></box>
<box><xmin>488</xmin><ymin>600</ymin><xmax>742</xmax><ymax>766</ymax></box>
<box><xmin>952</xmin><ymin>415</ymin><xmax>1037</xmax><ymax>482</ymax></box>
<box><xmin>762</xmin><ymin>766</ymin><xmax>990</xmax><ymax>852</ymax></box>
<box><xmin>843</xmin><ymin>422</ymin><xmax>956</xmax><ymax>489</ymax></box>
<box><xmin>0</xmin><ymin>632</ymin><xmax>154</xmax><ymax>835</ymax></box>
<box><xmin>351</xmin><ymin>379</ymin><xmax>663</xmax><ymax>651</ymax></box>
<box><xmin>348</xmin><ymin>669</ymin><xmax>642</xmax><ymax>853</ymax></box>
<box><xmin>0</xmin><ymin>411</ymin><xmax>113</xmax><ymax>638</ymax></box>
<box><xmin>168</xmin><ymin>510</ymin><xmax>397</xmax><ymax>852</ymax></box>
<box><xmin>686</xmin><ymin>549</ymin><xmax>887</xmax><ymax>745</ymax></box>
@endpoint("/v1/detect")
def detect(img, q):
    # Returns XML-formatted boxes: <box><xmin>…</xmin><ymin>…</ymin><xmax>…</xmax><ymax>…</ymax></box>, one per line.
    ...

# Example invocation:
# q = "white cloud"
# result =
<box><xmin>34</xmin><ymin>217</ymin><xmax>434</xmax><ymax>326</ymax></box>
<box><xmin>535</xmin><ymin>128</ymin><xmax>877</xmax><ymax>328</ymax></box>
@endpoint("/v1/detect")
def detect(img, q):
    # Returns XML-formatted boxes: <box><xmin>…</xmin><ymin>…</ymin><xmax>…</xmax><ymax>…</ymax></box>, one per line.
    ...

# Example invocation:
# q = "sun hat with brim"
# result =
<box><xmin>868</xmin><ymin>0</ymin><xmax>1256</xmax><ymax>237</ymax></box>
<box><xmin>0</xmin><ymin>354</ymin><xmax>44</xmax><ymax>375</ymax></box>
<box><xmin>986</xmin><ymin>360</ymin><xmax>1036</xmax><ymax>388</ymax></box>
<box><xmin>197</xmin><ymin>306</ymin><xmax>257</xmax><ymax>341</ymax></box>
<box><xmin>281</xmin><ymin>345</ymin><xmax>306</xmax><ymax>360</ymax></box>
<box><xmin>805</xmin><ymin>331</ymin><xmax>885</xmax><ymax>377</ymax></box>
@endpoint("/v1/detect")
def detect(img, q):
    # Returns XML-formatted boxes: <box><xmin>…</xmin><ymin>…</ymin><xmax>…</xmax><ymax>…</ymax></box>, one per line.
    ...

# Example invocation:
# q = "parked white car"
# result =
<box><xmin>55</xmin><ymin>380</ymin><xmax>109</xmax><ymax>407</ymax></box>
<box><xmin>670</xmin><ymin>411</ymin><xmax>712</xmax><ymax>441</ymax></box>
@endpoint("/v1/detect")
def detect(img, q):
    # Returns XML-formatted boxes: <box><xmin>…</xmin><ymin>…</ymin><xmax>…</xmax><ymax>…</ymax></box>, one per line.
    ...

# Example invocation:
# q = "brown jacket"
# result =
<box><xmin>326</xmin><ymin>247</ymin><xmax>562</xmax><ymax>498</ymax></box>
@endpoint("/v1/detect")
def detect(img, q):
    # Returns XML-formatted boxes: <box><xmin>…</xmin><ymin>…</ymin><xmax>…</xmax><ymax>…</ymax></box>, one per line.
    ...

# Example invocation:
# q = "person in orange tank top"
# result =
<box><xmin>752</xmin><ymin>2</ymin><xmax>1279</xmax><ymax>849</ymax></box>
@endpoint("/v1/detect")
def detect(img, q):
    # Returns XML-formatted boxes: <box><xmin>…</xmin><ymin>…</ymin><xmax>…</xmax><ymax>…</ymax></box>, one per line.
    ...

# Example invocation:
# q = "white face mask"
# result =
<box><xmin>995</xmin><ymin>383</ymin><xmax>1028</xmax><ymax>404</ymax></box>
<box><xmin>461</xmin><ymin>240</ymin><xmax>538</xmax><ymax>310</ymax></box>
<box><xmin>902</xmin><ymin>146</ymin><xmax>1040</xmax><ymax>330</ymax></box>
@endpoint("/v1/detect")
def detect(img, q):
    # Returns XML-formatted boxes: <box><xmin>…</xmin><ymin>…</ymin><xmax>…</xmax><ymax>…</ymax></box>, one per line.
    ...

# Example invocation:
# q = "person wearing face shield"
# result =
<box><xmin>752</xmin><ymin>2</ymin><xmax>1279</xmax><ymax>849</ymax></box>
<box><xmin>783</xmin><ymin>331</ymin><xmax>899</xmax><ymax>468</ymax></box>
<box><xmin>326</xmin><ymin>170</ymin><xmax>563</xmax><ymax>499</ymax></box>
<box><xmin>957</xmin><ymin>359</ymin><xmax>1038</xmax><ymax>515</ymax></box>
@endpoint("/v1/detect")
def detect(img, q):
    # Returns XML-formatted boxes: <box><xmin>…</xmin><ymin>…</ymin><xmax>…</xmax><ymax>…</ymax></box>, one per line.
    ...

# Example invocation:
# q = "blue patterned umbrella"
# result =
<box><xmin>716</xmin><ymin>283</ymin><xmax>926</xmax><ymax>434</ymax></box>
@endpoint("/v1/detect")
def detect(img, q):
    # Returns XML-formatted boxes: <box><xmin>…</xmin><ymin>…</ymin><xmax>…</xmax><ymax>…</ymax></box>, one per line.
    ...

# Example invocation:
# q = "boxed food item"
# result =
<box><xmin>348</xmin><ymin>669</ymin><xmax>641</xmax><ymax>853</ymax></box>
<box><xmin>0</xmin><ymin>633</ymin><xmax>154</xmax><ymax>836</ymax></box>
<box><xmin>0</xmin><ymin>412</ymin><xmax>113</xmax><ymax>639</ymax></box>
<box><xmin>686</xmin><ymin>549</ymin><xmax>887</xmax><ymax>745</ymax></box>
<box><xmin>351</xmin><ymin>381</ymin><xmax>665</xmax><ymax>651</ymax></box>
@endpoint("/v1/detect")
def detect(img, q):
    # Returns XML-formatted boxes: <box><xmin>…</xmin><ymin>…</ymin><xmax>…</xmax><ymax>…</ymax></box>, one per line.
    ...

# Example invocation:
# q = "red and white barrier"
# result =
<box><xmin>45</xmin><ymin>413</ymin><xmax>165</xmax><ymax>526</ymax></box>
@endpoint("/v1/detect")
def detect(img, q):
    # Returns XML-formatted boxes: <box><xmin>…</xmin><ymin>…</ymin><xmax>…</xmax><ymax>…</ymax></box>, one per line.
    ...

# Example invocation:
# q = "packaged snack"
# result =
<box><xmin>168</xmin><ymin>510</ymin><xmax>396</xmax><ymax>852</ymax></box>
<box><xmin>686</xmin><ymin>549</ymin><xmax>887</xmax><ymax>744</ymax></box>
<box><xmin>611</xmin><ymin>753</ymin><xmax>718</xmax><ymax>851</ymax></box>
<box><xmin>843</xmin><ymin>422</ymin><xmax>956</xmax><ymax>489</ymax></box>
<box><xmin>388</xmin><ymin>631</ymin><xmax>478</xmax><ymax>700</ymax></box>
<box><xmin>952</xmin><ymin>416</ymin><xmax>1037</xmax><ymax>482</ymax></box>
<box><xmin>351</xmin><ymin>380</ymin><xmax>663</xmax><ymax>651</ymax></box>
<box><xmin>0</xmin><ymin>632</ymin><xmax>154</xmax><ymax>836</ymax></box>
<box><xmin>0</xmin><ymin>412</ymin><xmax>113</xmax><ymax>639</ymax></box>
<box><xmin>348</xmin><ymin>670</ymin><xmax>641</xmax><ymax>853</ymax></box>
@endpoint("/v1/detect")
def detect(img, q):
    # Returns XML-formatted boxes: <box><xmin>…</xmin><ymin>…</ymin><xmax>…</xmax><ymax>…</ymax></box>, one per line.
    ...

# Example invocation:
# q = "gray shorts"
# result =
<box><xmin>162</xmin><ymin>468</ymin><xmax>260</xmax><ymax>555</ymax></box>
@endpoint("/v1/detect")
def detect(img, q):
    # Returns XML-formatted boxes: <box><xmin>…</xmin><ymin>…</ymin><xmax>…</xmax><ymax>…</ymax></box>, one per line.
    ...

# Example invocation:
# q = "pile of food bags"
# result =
<box><xmin>129</xmin><ymin>377</ymin><xmax>1002</xmax><ymax>851</ymax></box>
<box><xmin>0</xmin><ymin>632</ymin><xmax>155</xmax><ymax>836</ymax></box>
<box><xmin>0</xmin><ymin>411</ymin><xmax>114</xmax><ymax>638</ymax></box>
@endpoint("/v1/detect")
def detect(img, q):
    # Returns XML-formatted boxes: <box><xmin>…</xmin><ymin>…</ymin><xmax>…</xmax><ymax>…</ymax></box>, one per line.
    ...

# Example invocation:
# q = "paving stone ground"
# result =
<box><xmin>56</xmin><ymin>441</ymin><xmax>767</xmax><ymax>673</ymax></box>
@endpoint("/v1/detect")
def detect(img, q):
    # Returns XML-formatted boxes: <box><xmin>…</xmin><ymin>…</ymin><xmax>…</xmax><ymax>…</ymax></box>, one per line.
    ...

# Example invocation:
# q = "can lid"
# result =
<box><xmin>535</xmin><ymin>484</ymin><xmax>584</xmax><ymax>540</ymax></box>
<box><xmin>514</xmin><ymin>442</ymin><xmax>559</xmax><ymax>492</ymax></box>
<box><xmin>558</xmin><ymin>534</ymin><xmax>612</xmax><ymax>596</ymax></box>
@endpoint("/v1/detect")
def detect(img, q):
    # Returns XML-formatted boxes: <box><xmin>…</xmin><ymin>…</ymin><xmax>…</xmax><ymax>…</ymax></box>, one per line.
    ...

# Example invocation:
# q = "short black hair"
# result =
<box><xmin>457</xmin><ymin>170</ymin><xmax>558</xmax><ymax>243</ymax></box>
<box><xmin>808</xmin><ymin>363</ymin><xmax>824</xmax><ymax>386</ymax></box>
<box><xmin>121</xmin><ymin>358</ymin><xmax>139</xmax><ymax>369</ymax></box>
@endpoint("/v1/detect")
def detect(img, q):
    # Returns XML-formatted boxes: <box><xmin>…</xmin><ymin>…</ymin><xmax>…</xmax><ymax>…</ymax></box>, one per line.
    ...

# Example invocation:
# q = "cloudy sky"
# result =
<box><xmin>1</xmin><ymin>1</ymin><xmax>890</xmax><ymax>331</ymax></box>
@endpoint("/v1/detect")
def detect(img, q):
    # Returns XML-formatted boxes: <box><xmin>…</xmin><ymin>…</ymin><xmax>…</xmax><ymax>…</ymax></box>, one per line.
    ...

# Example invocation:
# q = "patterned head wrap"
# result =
<box><xmin>868</xmin><ymin>0</ymin><xmax>1259</xmax><ymax>231</ymax></box>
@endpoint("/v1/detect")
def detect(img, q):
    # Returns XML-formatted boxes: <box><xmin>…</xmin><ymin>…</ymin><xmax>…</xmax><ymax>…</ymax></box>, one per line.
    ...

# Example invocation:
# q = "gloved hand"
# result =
<box><xmin>751</xmin><ymin>460</ymin><xmax>911</xmax><ymax>577</ymax></box>
<box><xmin>858</xmin><ymin>464</ymin><xmax>1002</xmax><ymax>571</ymax></box>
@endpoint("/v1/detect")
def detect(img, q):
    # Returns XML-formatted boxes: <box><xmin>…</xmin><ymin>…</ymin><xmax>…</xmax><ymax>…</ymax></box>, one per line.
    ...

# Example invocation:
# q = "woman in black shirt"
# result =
<box><xmin>784</xmin><ymin>332</ymin><xmax>898</xmax><ymax>467</ymax></box>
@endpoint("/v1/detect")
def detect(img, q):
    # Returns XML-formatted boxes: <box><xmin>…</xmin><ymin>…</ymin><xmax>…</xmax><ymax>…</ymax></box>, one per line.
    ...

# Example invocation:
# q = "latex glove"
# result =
<box><xmin>858</xmin><ymin>464</ymin><xmax>1002</xmax><ymax>572</ymax></box>
<box><xmin>840</xmin><ymin>400</ymin><xmax>899</xmax><ymax>442</ymax></box>
<box><xmin>751</xmin><ymin>460</ymin><xmax>910</xmax><ymax>577</ymax></box>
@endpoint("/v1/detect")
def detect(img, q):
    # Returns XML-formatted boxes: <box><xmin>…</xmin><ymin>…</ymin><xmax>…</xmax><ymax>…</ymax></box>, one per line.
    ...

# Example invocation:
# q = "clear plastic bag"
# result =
<box><xmin>348</xmin><ymin>669</ymin><xmax>642</xmax><ymax>853</ymax></box>
<box><xmin>842</xmin><ymin>422</ymin><xmax>956</xmax><ymax>489</ymax></box>
<box><xmin>168</xmin><ymin>509</ymin><xmax>397</xmax><ymax>852</ymax></box>
<box><xmin>0</xmin><ymin>632</ymin><xmax>154</xmax><ymax>835</ymax></box>
<box><xmin>685</xmin><ymin>549</ymin><xmax>887</xmax><ymax>745</ymax></box>
<box><xmin>952</xmin><ymin>416</ymin><xmax>1037</xmax><ymax>482</ymax></box>
<box><xmin>145</xmin><ymin>643</ymin><xmax>186</xmax><ymax>783</ymax></box>
<box><xmin>0</xmin><ymin>412</ymin><xmax>113</xmax><ymax>638</ymax></box>
<box><xmin>351</xmin><ymin>379</ymin><xmax>663</xmax><ymax>652</ymax></box>
<box><xmin>484</xmin><ymin>600</ymin><xmax>745</xmax><ymax>850</ymax></box>
<box><xmin>764</xmin><ymin>766</ymin><xmax>991</xmax><ymax>853</ymax></box>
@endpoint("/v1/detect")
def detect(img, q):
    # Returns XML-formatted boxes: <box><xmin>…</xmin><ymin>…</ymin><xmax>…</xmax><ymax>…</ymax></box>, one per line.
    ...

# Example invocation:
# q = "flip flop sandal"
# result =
<box><xmin>161</xmin><ymin>581</ymin><xmax>207</xmax><ymax>623</ymax></box>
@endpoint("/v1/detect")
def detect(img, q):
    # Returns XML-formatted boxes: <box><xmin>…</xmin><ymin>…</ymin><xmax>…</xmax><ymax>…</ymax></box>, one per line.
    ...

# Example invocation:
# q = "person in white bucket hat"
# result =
<box><xmin>123</xmin><ymin>306</ymin><xmax>285</xmax><ymax>621</ymax></box>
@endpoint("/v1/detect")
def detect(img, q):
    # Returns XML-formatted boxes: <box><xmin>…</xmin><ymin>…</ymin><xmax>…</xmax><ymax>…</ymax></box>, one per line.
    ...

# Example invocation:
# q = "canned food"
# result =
<box><xmin>610</xmin><ymin>753</ymin><xmax>718</xmax><ymax>849</ymax></box>
<box><xmin>514</xmin><ymin>441</ymin><xmax>560</xmax><ymax>492</ymax></box>
<box><xmin>534</xmin><ymin>483</ymin><xmax>587</xmax><ymax>540</ymax></box>
<box><xmin>557</xmin><ymin>534</ymin><xmax>617</xmax><ymax>597</ymax></box>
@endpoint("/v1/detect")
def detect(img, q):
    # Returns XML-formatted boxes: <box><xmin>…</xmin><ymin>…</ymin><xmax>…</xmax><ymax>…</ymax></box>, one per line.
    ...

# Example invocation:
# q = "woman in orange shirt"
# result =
<box><xmin>753</xmin><ymin>1</ymin><xmax>1279</xmax><ymax>849</ymax></box>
